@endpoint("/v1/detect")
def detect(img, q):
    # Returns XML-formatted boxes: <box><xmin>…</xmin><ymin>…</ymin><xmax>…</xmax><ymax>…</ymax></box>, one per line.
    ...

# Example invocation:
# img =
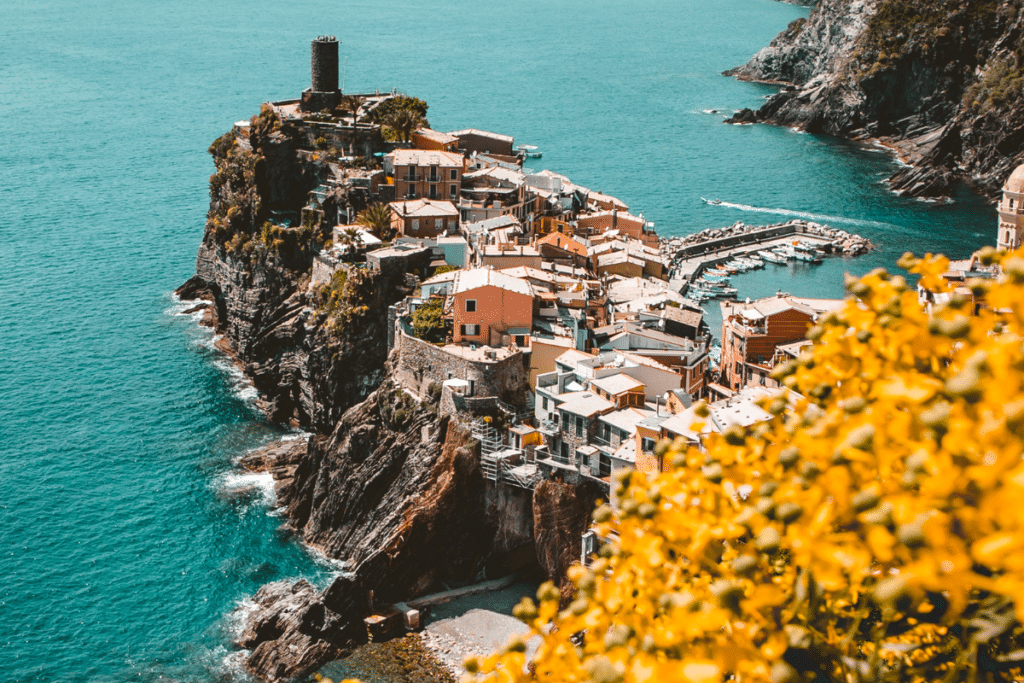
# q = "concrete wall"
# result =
<box><xmin>395</xmin><ymin>332</ymin><xmax>528</xmax><ymax>401</ymax></box>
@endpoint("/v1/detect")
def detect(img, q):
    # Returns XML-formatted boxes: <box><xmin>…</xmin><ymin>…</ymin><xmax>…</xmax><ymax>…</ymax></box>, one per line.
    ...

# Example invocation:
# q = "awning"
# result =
<box><xmin>442</xmin><ymin>379</ymin><xmax>470</xmax><ymax>388</ymax></box>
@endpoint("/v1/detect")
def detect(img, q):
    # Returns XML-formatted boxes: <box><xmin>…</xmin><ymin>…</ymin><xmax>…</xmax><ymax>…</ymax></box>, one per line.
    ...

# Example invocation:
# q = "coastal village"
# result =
<box><xmin>195</xmin><ymin>36</ymin><xmax>1023</xmax><ymax>681</ymax></box>
<box><xmin>243</xmin><ymin>38</ymin><xmax>895</xmax><ymax>504</ymax></box>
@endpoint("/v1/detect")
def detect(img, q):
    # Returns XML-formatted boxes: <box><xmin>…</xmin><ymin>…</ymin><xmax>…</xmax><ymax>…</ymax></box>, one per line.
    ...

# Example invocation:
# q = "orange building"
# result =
<box><xmin>576</xmin><ymin>210</ymin><xmax>646</xmax><ymax>240</ymax></box>
<box><xmin>451</xmin><ymin>269</ymin><xmax>534</xmax><ymax>347</ymax></box>
<box><xmin>536</xmin><ymin>231</ymin><xmax>588</xmax><ymax>268</ymax></box>
<box><xmin>386</xmin><ymin>149</ymin><xmax>464</xmax><ymax>202</ymax></box>
<box><xmin>389</xmin><ymin>199</ymin><xmax>459</xmax><ymax>238</ymax></box>
<box><xmin>411</xmin><ymin>128</ymin><xmax>459</xmax><ymax>152</ymax></box>
<box><xmin>719</xmin><ymin>295</ymin><xmax>842</xmax><ymax>390</ymax></box>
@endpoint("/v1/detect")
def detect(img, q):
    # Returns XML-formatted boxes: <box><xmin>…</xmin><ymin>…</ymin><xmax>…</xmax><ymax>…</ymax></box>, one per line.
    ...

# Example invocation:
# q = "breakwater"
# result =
<box><xmin>661</xmin><ymin>220</ymin><xmax>874</xmax><ymax>288</ymax></box>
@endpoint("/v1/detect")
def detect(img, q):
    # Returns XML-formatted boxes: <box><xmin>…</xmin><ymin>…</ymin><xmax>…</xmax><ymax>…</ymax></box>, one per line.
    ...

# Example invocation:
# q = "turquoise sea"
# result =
<box><xmin>1</xmin><ymin>0</ymin><xmax>993</xmax><ymax>680</ymax></box>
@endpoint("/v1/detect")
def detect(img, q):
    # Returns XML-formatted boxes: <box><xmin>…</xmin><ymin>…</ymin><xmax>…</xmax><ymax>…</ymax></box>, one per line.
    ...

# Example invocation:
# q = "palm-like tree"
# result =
<box><xmin>336</xmin><ymin>227</ymin><xmax>365</xmax><ymax>260</ymax></box>
<box><xmin>337</xmin><ymin>95</ymin><xmax>362</xmax><ymax>127</ymax></box>
<box><xmin>383</xmin><ymin>108</ymin><xmax>426</xmax><ymax>143</ymax></box>
<box><xmin>355</xmin><ymin>203</ymin><xmax>393</xmax><ymax>241</ymax></box>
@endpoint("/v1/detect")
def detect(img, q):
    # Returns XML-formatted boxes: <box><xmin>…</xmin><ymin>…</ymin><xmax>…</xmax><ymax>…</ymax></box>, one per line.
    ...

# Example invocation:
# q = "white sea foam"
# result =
<box><xmin>708</xmin><ymin>200</ymin><xmax>897</xmax><ymax>230</ymax></box>
<box><xmin>221</xmin><ymin>471</ymin><xmax>276</xmax><ymax>506</ymax></box>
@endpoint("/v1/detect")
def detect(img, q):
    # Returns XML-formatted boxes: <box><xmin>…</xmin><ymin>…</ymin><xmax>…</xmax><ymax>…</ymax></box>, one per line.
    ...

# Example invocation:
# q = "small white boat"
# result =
<box><xmin>792</xmin><ymin>250</ymin><xmax>822</xmax><ymax>263</ymax></box>
<box><xmin>701</xmin><ymin>197</ymin><xmax>722</xmax><ymax>205</ymax></box>
<box><xmin>515</xmin><ymin>144</ymin><xmax>542</xmax><ymax>158</ymax></box>
<box><xmin>760</xmin><ymin>250</ymin><xmax>786</xmax><ymax>264</ymax></box>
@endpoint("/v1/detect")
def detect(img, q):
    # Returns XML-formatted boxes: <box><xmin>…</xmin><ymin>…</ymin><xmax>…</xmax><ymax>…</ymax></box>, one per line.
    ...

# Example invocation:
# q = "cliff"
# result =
<box><xmin>177</xmin><ymin>106</ymin><xmax>409</xmax><ymax>431</ymax></box>
<box><xmin>726</xmin><ymin>0</ymin><xmax>1024</xmax><ymax>198</ymax></box>
<box><xmin>237</xmin><ymin>380</ymin><xmax>545</xmax><ymax>681</ymax></box>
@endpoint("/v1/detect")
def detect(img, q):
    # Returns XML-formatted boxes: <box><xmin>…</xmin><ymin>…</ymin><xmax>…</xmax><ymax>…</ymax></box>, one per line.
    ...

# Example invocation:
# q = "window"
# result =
<box><xmin>542</xmin><ymin>396</ymin><xmax>548</xmax><ymax>410</ymax></box>
<box><xmin>514</xmin><ymin>335</ymin><xmax>526</xmax><ymax>347</ymax></box>
<box><xmin>575</xmin><ymin>416</ymin><xmax>583</xmax><ymax>437</ymax></box>
<box><xmin>429</xmin><ymin>185</ymin><xmax>438</xmax><ymax>199</ymax></box>
<box><xmin>580</xmin><ymin>450</ymin><xmax>591</xmax><ymax>468</ymax></box>
<box><xmin>430</xmin><ymin>165</ymin><xmax>438</xmax><ymax>182</ymax></box>
<box><xmin>642</xmin><ymin>437</ymin><xmax>656</xmax><ymax>453</ymax></box>
<box><xmin>411</xmin><ymin>218</ymin><xmax>419</xmax><ymax>232</ymax></box>
<box><xmin>460</xmin><ymin>324</ymin><xmax>479</xmax><ymax>336</ymax></box>
<box><xmin>435</xmin><ymin>218</ymin><xmax>443</xmax><ymax>231</ymax></box>
<box><xmin>450</xmin><ymin>169</ymin><xmax>457</xmax><ymax>180</ymax></box>
<box><xmin>450</xmin><ymin>184</ymin><xmax>458</xmax><ymax>198</ymax></box>
<box><xmin>465</xmin><ymin>299</ymin><xmax>477</xmax><ymax>312</ymax></box>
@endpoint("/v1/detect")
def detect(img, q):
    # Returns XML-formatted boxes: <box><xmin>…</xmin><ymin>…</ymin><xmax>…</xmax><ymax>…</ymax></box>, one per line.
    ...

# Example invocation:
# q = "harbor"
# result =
<box><xmin>660</xmin><ymin>219</ymin><xmax>875</xmax><ymax>302</ymax></box>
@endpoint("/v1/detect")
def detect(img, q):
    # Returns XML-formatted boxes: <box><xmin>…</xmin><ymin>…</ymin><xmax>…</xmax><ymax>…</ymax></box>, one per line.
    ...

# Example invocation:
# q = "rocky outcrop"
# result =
<box><xmin>532</xmin><ymin>479</ymin><xmax>603</xmax><ymax>589</ymax></box>
<box><xmin>237</xmin><ymin>381</ymin><xmax>546</xmax><ymax>681</ymax></box>
<box><xmin>177</xmin><ymin>106</ymin><xmax>408</xmax><ymax>431</ymax></box>
<box><xmin>726</xmin><ymin>0</ymin><xmax>1024</xmax><ymax>197</ymax></box>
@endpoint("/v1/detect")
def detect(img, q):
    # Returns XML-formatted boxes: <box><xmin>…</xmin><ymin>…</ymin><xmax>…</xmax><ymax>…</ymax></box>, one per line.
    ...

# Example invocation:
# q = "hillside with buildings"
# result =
<box><xmin>176</xmin><ymin>37</ymin><xmax>897</xmax><ymax>682</ymax></box>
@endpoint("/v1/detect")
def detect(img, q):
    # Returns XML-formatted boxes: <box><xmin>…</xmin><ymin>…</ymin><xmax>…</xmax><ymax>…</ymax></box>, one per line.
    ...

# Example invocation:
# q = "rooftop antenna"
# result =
<box><xmin>342</xmin><ymin>56</ymin><xmax>348</xmax><ymax>93</ymax></box>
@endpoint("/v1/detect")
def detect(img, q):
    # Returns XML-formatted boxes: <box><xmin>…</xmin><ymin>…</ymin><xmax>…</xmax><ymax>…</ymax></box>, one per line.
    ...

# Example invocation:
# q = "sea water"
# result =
<box><xmin>1</xmin><ymin>0</ymin><xmax>992</xmax><ymax>680</ymax></box>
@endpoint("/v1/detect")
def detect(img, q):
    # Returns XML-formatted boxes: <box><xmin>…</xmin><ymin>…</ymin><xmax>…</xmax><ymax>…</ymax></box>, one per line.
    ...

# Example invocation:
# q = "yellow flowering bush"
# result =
<box><xmin>472</xmin><ymin>249</ymin><xmax>1024</xmax><ymax>683</ymax></box>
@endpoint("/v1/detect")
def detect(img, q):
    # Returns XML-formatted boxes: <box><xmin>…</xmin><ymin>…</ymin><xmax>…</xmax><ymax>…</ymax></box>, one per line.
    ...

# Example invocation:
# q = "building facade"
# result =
<box><xmin>387</xmin><ymin>149</ymin><xmax>464</xmax><ymax>202</ymax></box>
<box><xmin>998</xmin><ymin>164</ymin><xmax>1024</xmax><ymax>250</ymax></box>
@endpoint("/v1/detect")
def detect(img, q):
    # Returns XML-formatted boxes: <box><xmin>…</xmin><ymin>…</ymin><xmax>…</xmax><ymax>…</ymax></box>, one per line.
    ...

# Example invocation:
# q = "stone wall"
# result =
<box><xmin>394</xmin><ymin>331</ymin><xmax>528</xmax><ymax>402</ymax></box>
<box><xmin>674</xmin><ymin>223</ymin><xmax>807</xmax><ymax>258</ymax></box>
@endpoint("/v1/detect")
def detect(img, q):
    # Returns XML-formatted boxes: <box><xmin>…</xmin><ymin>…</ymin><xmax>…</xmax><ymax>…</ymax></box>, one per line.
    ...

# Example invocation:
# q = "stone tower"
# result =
<box><xmin>300</xmin><ymin>36</ymin><xmax>341</xmax><ymax>112</ymax></box>
<box><xmin>998</xmin><ymin>164</ymin><xmax>1024</xmax><ymax>250</ymax></box>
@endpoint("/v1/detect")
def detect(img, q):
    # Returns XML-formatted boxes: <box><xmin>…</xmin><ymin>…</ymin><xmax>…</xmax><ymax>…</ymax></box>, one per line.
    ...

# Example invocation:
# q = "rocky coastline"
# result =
<box><xmin>725</xmin><ymin>0</ymin><xmax>1024</xmax><ymax>199</ymax></box>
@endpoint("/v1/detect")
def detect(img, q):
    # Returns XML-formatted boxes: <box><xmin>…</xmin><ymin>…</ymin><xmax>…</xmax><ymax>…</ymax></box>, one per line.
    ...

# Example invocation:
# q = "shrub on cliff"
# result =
<box><xmin>471</xmin><ymin>249</ymin><xmax>1024</xmax><ymax>683</ymax></box>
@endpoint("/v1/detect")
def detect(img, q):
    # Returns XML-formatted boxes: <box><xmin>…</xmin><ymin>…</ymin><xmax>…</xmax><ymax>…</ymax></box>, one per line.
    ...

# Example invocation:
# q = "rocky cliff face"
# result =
<box><xmin>177</xmin><ymin>107</ymin><xmax>411</xmax><ymax>431</ymax></box>
<box><xmin>727</xmin><ymin>0</ymin><xmax>1024</xmax><ymax>197</ymax></box>
<box><xmin>236</xmin><ymin>380</ymin><xmax>544</xmax><ymax>681</ymax></box>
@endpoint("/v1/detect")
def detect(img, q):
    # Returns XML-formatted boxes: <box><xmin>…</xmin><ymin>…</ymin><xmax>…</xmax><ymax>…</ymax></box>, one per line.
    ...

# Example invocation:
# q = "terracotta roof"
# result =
<box><xmin>537</xmin><ymin>231</ymin><xmax>587</xmax><ymax>257</ymax></box>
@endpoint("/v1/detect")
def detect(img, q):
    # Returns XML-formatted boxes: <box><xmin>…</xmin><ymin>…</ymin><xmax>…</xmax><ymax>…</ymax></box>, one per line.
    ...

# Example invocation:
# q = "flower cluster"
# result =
<box><xmin>471</xmin><ymin>249</ymin><xmax>1024</xmax><ymax>683</ymax></box>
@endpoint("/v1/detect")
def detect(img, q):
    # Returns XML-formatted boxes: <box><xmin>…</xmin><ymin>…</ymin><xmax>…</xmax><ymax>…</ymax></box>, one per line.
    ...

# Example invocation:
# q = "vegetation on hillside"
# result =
<box><xmin>851</xmin><ymin>0</ymin><xmax>1011</xmax><ymax>79</ymax></box>
<box><xmin>964</xmin><ymin>56</ymin><xmax>1024</xmax><ymax>111</ymax></box>
<box><xmin>468</xmin><ymin>248</ymin><xmax>1024</xmax><ymax>683</ymax></box>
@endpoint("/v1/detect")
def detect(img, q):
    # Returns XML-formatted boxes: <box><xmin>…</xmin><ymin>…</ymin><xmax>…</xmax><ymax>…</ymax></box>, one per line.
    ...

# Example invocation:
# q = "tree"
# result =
<box><xmin>411</xmin><ymin>298</ymin><xmax>445</xmax><ymax>343</ymax></box>
<box><xmin>335</xmin><ymin>227</ymin><xmax>364</xmax><ymax>260</ymax></box>
<box><xmin>365</xmin><ymin>95</ymin><xmax>429</xmax><ymax>125</ymax></box>
<box><xmin>337</xmin><ymin>95</ymin><xmax>362</xmax><ymax>127</ymax></box>
<box><xmin>383</xmin><ymin>108</ymin><xmax>427</xmax><ymax>143</ymax></box>
<box><xmin>355</xmin><ymin>203</ymin><xmax>393</xmax><ymax>241</ymax></box>
<box><xmin>471</xmin><ymin>248</ymin><xmax>1024</xmax><ymax>683</ymax></box>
